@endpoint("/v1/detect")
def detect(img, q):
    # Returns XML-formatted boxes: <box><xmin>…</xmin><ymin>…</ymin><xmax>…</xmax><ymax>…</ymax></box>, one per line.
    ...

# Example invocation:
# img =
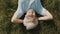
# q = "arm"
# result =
<box><xmin>11</xmin><ymin>14</ymin><xmax>23</xmax><ymax>24</ymax></box>
<box><xmin>38</xmin><ymin>8</ymin><xmax>53</xmax><ymax>21</ymax></box>
<box><xmin>11</xmin><ymin>8</ymin><xmax>24</xmax><ymax>23</ymax></box>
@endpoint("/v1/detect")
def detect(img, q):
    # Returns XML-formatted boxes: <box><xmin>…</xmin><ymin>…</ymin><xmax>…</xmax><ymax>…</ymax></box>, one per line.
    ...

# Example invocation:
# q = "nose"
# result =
<box><xmin>30</xmin><ymin>13</ymin><xmax>35</xmax><ymax>17</ymax></box>
<box><xmin>30</xmin><ymin>13</ymin><xmax>33</xmax><ymax>16</ymax></box>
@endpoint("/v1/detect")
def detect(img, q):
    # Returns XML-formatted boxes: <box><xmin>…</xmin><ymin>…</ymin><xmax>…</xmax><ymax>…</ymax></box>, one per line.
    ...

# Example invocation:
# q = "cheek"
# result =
<box><xmin>33</xmin><ymin>13</ymin><xmax>36</xmax><ymax>16</ymax></box>
<box><xmin>26</xmin><ymin>13</ymin><xmax>32</xmax><ymax>16</ymax></box>
<box><xmin>27</xmin><ymin>13</ymin><xmax>29</xmax><ymax>15</ymax></box>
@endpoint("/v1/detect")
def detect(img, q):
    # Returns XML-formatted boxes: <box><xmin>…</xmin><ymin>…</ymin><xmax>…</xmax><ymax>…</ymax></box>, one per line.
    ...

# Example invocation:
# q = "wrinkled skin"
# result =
<box><xmin>23</xmin><ymin>9</ymin><xmax>38</xmax><ymax>30</ymax></box>
<box><xmin>25</xmin><ymin>9</ymin><xmax>37</xmax><ymax>22</ymax></box>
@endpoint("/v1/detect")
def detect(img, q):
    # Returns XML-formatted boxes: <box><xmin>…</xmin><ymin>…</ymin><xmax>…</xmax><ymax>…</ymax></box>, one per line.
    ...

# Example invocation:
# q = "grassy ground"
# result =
<box><xmin>0</xmin><ymin>0</ymin><xmax>60</xmax><ymax>34</ymax></box>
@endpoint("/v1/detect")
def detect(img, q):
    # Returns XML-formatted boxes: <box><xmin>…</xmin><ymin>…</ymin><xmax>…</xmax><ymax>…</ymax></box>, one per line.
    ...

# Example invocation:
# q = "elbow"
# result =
<box><xmin>11</xmin><ymin>18</ymin><xmax>16</xmax><ymax>23</ymax></box>
<box><xmin>50</xmin><ymin>16</ymin><xmax>53</xmax><ymax>20</ymax></box>
<box><xmin>49</xmin><ymin>15</ymin><xmax>53</xmax><ymax>20</ymax></box>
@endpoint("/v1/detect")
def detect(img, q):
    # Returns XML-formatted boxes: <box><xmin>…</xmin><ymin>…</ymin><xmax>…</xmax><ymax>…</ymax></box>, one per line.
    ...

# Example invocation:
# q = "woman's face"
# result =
<box><xmin>26</xmin><ymin>9</ymin><xmax>36</xmax><ymax>17</ymax></box>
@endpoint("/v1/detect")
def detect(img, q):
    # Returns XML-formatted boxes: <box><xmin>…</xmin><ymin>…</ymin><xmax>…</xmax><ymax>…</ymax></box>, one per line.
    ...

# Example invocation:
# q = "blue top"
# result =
<box><xmin>18</xmin><ymin>0</ymin><xmax>43</xmax><ymax>12</ymax></box>
<box><xmin>15</xmin><ymin>0</ymin><xmax>45</xmax><ymax>18</ymax></box>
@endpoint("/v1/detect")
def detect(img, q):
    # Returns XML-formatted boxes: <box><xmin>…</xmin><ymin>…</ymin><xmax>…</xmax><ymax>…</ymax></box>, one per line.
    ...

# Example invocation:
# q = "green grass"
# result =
<box><xmin>0</xmin><ymin>0</ymin><xmax>60</xmax><ymax>34</ymax></box>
